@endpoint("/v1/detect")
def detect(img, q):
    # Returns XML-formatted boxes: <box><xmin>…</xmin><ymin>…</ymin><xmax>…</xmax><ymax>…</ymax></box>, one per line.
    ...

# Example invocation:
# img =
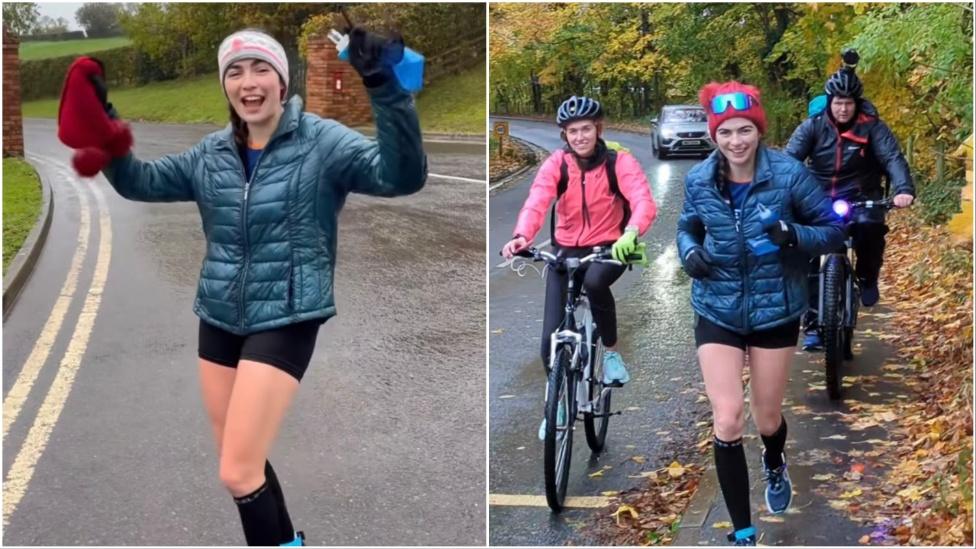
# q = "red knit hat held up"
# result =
<box><xmin>698</xmin><ymin>81</ymin><xmax>767</xmax><ymax>140</ymax></box>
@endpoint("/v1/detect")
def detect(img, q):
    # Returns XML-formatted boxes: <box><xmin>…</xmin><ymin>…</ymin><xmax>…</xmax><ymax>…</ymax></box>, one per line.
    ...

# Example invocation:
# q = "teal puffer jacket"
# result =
<box><xmin>104</xmin><ymin>81</ymin><xmax>427</xmax><ymax>334</ymax></box>
<box><xmin>676</xmin><ymin>145</ymin><xmax>844</xmax><ymax>334</ymax></box>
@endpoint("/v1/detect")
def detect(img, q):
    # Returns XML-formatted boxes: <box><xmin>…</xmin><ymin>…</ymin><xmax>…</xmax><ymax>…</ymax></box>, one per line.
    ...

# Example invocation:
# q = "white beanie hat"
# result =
<box><xmin>218</xmin><ymin>30</ymin><xmax>289</xmax><ymax>99</ymax></box>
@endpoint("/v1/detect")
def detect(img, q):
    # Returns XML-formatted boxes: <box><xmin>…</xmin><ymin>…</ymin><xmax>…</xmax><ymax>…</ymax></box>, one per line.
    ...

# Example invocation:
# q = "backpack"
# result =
<box><xmin>549</xmin><ymin>148</ymin><xmax>630</xmax><ymax>243</ymax></box>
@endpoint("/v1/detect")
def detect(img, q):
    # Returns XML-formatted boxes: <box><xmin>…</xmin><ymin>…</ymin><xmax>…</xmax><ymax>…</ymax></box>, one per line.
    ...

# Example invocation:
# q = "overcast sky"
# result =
<box><xmin>35</xmin><ymin>2</ymin><xmax>88</xmax><ymax>31</ymax></box>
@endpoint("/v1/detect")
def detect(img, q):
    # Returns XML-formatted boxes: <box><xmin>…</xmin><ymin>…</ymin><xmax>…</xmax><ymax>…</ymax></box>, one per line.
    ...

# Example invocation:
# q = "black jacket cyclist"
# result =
<box><xmin>785</xmin><ymin>65</ymin><xmax>914</xmax><ymax>349</ymax></box>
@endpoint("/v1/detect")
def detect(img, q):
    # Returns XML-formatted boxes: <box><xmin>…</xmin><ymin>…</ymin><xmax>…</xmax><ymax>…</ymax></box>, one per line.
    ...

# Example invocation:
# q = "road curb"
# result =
<box><xmin>3</xmin><ymin>157</ymin><xmax>54</xmax><ymax>321</ymax></box>
<box><xmin>488</xmin><ymin>136</ymin><xmax>549</xmax><ymax>194</ymax></box>
<box><xmin>675</xmin><ymin>465</ymin><xmax>719</xmax><ymax>543</ymax></box>
<box><xmin>352</xmin><ymin>127</ymin><xmax>486</xmax><ymax>154</ymax></box>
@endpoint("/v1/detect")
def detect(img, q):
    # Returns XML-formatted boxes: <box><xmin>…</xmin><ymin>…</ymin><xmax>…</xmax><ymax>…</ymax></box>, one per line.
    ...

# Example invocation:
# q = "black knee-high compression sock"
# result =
<box><xmin>761</xmin><ymin>416</ymin><xmax>787</xmax><ymax>470</ymax></box>
<box><xmin>234</xmin><ymin>481</ymin><xmax>283</xmax><ymax>546</ymax></box>
<box><xmin>713</xmin><ymin>436</ymin><xmax>752</xmax><ymax>532</ymax></box>
<box><xmin>265</xmin><ymin>460</ymin><xmax>296</xmax><ymax>541</ymax></box>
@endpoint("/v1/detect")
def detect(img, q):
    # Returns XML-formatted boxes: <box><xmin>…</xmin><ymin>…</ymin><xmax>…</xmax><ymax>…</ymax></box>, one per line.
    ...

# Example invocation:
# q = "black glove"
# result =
<box><xmin>86</xmin><ymin>58</ymin><xmax>119</xmax><ymax>119</ymax></box>
<box><xmin>765</xmin><ymin>220</ymin><xmax>798</xmax><ymax>247</ymax></box>
<box><xmin>347</xmin><ymin>27</ymin><xmax>404</xmax><ymax>88</ymax></box>
<box><xmin>683</xmin><ymin>247</ymin><xmax>712</xmax><ymax>279</ymax></box>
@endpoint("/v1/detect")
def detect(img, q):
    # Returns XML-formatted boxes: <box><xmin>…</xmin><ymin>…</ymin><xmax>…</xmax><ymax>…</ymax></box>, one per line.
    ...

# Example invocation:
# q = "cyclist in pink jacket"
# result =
<box><xmin>503</xmin><ymin>96</ymin><xmax>657</xmax><ymax>437</ymax></box>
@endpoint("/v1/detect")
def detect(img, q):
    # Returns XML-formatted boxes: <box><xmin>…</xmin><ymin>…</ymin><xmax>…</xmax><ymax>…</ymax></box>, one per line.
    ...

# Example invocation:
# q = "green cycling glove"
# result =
<box><xmin>612</xmin><ymin>229</ymin><xmax>638</xmax><ymax>263</ymax></box>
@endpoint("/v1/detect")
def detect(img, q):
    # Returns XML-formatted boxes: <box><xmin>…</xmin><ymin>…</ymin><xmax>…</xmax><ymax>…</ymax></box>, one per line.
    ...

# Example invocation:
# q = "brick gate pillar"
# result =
<box><xmin>3</xmin><ymin>27</ymin><xmax>24</xmax><ymax>157</ymax></box>
<box><xmin>305</xmin><ymin>35</ymin><xmax>373</xmax><ymax>127</ymax></box>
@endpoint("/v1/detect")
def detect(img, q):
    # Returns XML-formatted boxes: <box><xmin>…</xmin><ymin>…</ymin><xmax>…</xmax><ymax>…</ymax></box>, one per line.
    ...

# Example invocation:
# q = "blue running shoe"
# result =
<box><xmin>801</xmin><ymin>329</ymin><xmax>822</xmax><ymax>352</ymax></box>
<box><xmin>726</xmin><ymin>526</ymin><xmax>757</xmax><ymax>546</ymax></box>
<box><xmin>538</xmin><ymin>400</ymin><xmax>567</xmax><ymax>441</ymax></box>
<box><xmin>762</xmin><ymin>450</ymin><xmax>793</xmax><ymax>514</ymax></box>
<box><xmin>280</xmin><ymin>531</ymin><xmax>305</xmax><ymax>546</ymax></box>
<box><xmin>602</xmin><ymin>351</ymin><xmax>630</xmax><ymax>386</ymax></box>
<box><xmin>860</xmin><ymin>281</ymin><xmax>879</xmax><ymax>306</ymax></box>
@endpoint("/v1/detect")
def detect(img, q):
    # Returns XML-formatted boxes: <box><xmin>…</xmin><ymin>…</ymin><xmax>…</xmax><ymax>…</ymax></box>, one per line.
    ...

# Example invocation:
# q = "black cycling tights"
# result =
<box><xmin>233</xmin><ymin>460</ymin><xmax>295</xmax><ymax>545</ymax></box>
<box><xmin>540</xmin><ymin>255</ymin><xmax>626</xmax><ymax>369</ymax></box>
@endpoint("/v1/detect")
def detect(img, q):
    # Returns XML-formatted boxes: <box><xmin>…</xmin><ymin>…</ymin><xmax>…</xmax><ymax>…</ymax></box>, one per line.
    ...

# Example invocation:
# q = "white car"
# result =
<box><xmin>650</xmin><ymin>105</ymin><xmax>714</xmax><ymax>159</ymax></box>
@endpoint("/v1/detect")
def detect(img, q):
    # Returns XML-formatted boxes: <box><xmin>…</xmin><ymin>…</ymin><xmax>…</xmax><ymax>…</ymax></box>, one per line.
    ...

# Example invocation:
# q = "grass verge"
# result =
<box><xmin>415</xmin><ymin>60</ymin><xmax>485</xmax><ymax>135</ymax></box>
<box><xmin>20</xmin><ymin>37</ymin><xmax>132</xmax><ymax>61</ymax></box>
<box><xmin>2</xmin><ymin>158</ymin><xmax>43</xmax><ymax>272</ymax></box>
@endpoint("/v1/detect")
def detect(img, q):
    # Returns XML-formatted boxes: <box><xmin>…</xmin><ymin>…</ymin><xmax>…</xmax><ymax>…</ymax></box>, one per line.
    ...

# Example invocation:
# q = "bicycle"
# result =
<box><xmin>511</xmin><ymin>245</ymin><xmax>645</xmax><ymax>511</ymax></box>
<box><xmin>816</xmin><ymin>197</ymin><xmax>893</xmax><ymax>400</ymax></box>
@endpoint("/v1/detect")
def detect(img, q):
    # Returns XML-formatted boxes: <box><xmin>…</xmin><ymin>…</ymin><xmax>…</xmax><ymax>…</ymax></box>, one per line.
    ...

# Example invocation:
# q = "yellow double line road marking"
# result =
<box><xmin>2</xmin><ymin>166</ymin><xmax>92</xmax><ymax>441</ymax></box>
<box><xmin>3</xmin><ymin>166</ymin><xmax>113</xmax><ymax>526</ymax></box>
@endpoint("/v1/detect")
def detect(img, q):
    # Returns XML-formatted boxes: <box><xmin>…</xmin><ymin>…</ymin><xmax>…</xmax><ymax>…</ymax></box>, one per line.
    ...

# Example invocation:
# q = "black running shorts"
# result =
<box><xmin>694</xmin><ymin>314</ymin><xmax>800</xmax><ymax>350</ymax></box>
<box><xmin>198</xmin><ymin>318</ymin><xmax>325</xmax><ymax>381</ymax></box>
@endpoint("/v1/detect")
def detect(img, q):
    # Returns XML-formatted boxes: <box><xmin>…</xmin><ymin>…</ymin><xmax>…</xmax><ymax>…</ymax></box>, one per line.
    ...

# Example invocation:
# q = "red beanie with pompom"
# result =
<box><xmin>698</xmin><ymin>81</ymin><xmax>767</xmax><ymax>140</ymax></box>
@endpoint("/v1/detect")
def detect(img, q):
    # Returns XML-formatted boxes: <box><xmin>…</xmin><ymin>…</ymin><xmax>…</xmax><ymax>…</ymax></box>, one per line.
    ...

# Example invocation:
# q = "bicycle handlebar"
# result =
<box><xmin>512</xmin><ymin>246</ymin><xmax>640</xmax><ymax>267</ymax></box>
<box><xmin>832</xmin><ymin>197</ymin><xmax>895</xmax><ymax>219</ymax></box>
<box><xmin>847</xmin><ymin>197</ymin><xmax>894</xmax><ymax>210</ymax></box>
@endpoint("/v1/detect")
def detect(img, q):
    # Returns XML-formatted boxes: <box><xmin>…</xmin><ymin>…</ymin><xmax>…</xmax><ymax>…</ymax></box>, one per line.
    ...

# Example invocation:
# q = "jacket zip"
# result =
<box><xmin>235</xmin><ymin>148</ymin><xmax>266</xmax><ymax>328</ymax></box>
<box><xmin>575</xmin><ymin>171</ymin><xmax>590</xmax><ymax>247</ymax></box>
<box><xmin>709</xmin><ymin>179</ymin><xmax>750</xmax><ymax>329</ymax></box>
<box><xmin>737</xmin><ymin>178</ymin><xmax>772</xmax><ymax>331</ymax></box>
<box><xmin>831</xmin><ymin>124</ymin><xmax>843</xmax><ymax>198</ymax></box>
<box><xmin>735</xmin><ymin>194</ymin><xmax>750</xmax><ymax>330</ymax></box>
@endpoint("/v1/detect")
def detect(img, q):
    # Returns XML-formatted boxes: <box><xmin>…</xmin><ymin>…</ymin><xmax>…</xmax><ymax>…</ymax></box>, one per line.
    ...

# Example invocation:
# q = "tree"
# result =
<box><xmin>76</xmin><ymin>2</ymin><xmax>122</xmax><ymax>37</ymax></box>
<box><xmin>2</xmin><ymin>2</ymin><xmax>39</xmax><ymax>36</ymax></box>
<box><xmin>33</xmin><ymin>15</ymin><xmax>69</xmax><ymax>35</ymax></box>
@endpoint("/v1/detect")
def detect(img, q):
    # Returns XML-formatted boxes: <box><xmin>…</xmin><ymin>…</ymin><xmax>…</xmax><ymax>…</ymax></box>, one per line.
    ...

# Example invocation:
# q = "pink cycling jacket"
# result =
<box><xmin>513</xmin><ymin>149</ymin><xmax>657</xmax><ymax>247</ymax></box>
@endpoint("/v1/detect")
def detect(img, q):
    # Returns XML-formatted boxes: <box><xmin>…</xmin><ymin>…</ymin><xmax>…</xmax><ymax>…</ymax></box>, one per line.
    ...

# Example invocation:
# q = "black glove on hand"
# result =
<box><xmin>347</xmin><ymin>27</ymin><xmax>404</xmax><ymax>88</ymax></box>
<box><xmin>88</xmin><ymin>71</ymin><xmax>119</xmax><ymax>120</ymax></box>
<box><xmin>683</xmin><ymin>247</ymin><xmax>712</xmax><ymax>280</ymax></box>
<box><xmin>765</xmin><ymin>220</ymin><xmax>798</xmax><ymax>247</ymax></box>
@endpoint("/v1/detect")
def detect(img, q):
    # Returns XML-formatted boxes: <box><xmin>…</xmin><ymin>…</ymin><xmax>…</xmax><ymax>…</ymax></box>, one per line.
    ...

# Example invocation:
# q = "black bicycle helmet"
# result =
<box><xmin>556</xmin><ymin>96</ymin><xmax>603</xmax><ymax>127</ymax></box>
<box><xmin>824</xmin><ymin>68</ymin><xmax>863</xmax><ymax>99</ymax></box>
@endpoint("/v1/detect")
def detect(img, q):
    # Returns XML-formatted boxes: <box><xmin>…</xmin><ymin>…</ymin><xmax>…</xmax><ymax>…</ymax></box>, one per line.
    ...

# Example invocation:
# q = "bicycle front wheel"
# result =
<box><xmin>544</xmin><ymin>347</ymin><xmax>575</xmax><ymax>512</ymax></box>
<box><xmin>823</xmin><ymin>255</ymin><xmax>846</xmax><ymax>400</ymax></box>
<box><xmin>584</xmin><ymin>326</ymin><xmax>611</xmax><ymax>453</ymax></box>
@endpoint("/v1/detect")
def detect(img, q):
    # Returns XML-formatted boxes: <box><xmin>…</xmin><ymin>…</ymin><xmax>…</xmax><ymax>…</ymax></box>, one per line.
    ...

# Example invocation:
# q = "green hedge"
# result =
<box><xmin>20</xmin><ymin>45</ymin><xmax>169</xmax><ymax>100</ymax></box>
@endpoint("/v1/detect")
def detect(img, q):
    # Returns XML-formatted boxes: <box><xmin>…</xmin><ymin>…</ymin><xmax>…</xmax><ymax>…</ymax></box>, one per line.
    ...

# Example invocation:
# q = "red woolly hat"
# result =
<box><xmin>698</xmin><ymin>81</ymin><xmax>767</xmax><ymax>139</ymax></box>
<box><xmin>57</xmin><ymin>56</ymin><xmax>132</xmax><ymax>176</ymax></box>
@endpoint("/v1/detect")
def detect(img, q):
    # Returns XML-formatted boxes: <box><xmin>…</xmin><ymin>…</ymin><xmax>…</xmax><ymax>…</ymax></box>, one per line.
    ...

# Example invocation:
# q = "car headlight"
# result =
<box><xmin>661</xmin><ymin>128</ymin><xmax>676</xmax><ymax>139</ymax></box>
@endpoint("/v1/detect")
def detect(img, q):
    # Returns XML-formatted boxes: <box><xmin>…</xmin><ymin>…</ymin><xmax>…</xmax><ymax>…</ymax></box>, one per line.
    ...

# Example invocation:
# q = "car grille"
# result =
<box><xmin>678</xmin><ymin>131</ymin><xmax>706</xmax><ymax>138</ymax></box>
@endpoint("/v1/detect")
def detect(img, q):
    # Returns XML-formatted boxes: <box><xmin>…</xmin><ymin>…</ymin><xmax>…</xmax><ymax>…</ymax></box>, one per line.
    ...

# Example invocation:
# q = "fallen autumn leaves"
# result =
<box><xmin>589</xmin><ymin>460</ymin><xmax>705</xmax><ymax>546</ymax></box>
<box><xmin>841</xmin><ymin>210</ymin><xmax>973</xmax><ymax>545</ymax></box>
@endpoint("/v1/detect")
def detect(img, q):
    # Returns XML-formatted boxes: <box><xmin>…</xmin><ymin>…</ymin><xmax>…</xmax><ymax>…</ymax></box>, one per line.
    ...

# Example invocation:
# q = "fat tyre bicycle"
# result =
<box><xmin>817</xmin><ymin>198</ymin><xmax>893</xmax><ymax>400</ymax></box>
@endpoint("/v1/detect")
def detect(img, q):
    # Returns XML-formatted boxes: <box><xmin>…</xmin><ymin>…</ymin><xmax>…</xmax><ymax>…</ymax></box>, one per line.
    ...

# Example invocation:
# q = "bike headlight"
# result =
<box><xmin>832</xmin><ymin>199</ymin><xmax>851</xmax><ymax>217</ymax></box>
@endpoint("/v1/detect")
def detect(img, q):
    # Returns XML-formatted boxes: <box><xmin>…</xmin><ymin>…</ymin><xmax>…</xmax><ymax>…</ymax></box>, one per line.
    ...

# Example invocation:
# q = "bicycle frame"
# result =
<box><xmin>546</xmin><ymin>257</ymin><xmax>601</xmax><ymax>417</ymax></box>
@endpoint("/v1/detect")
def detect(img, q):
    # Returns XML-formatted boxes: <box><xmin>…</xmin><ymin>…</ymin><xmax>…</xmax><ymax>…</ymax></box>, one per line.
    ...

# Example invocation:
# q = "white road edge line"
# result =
<box><xmin>3</xmin><ymin>162</ymin><xmax>92</xmax><ymax>441</ymax></box>
<box><xmin>3</xmin><ymin>177</ymin><xmax>112</xmax><ymax>527</ymax></box>
<box><xmin>428</xmin><ymin>172</ymin><xmax>484</xmax><ymax>184</ymax></box>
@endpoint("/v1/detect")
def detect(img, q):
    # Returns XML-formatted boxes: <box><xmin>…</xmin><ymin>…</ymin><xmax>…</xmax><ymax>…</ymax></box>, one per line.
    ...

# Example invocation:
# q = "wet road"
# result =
<box><xmin>488</xmin><ymin>118</ymin><xmax>711</xmax><ymax>545</ymax></box>
<box><xmin>3</xmin><ymin>119</ymin><xmax>485</xmax><ymax>545</ymax></box>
